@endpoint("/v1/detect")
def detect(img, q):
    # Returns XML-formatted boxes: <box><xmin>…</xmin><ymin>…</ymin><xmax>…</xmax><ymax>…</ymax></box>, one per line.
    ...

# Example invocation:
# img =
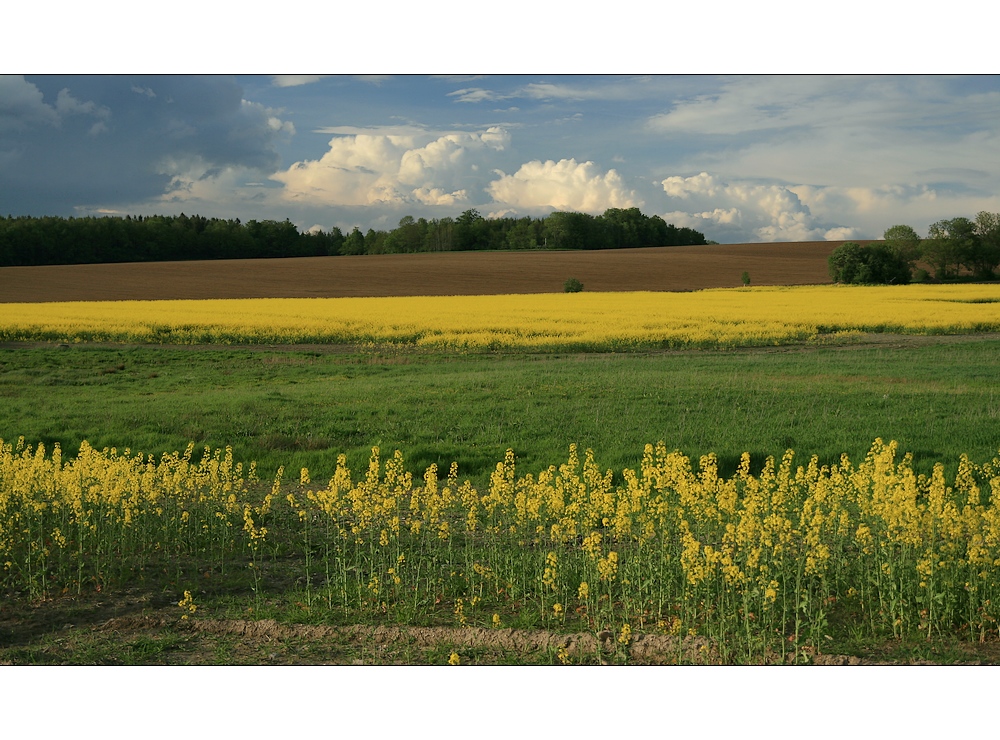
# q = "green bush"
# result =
<box><xmin>564</xmin><ymin>277</ymin><xmax>584</xmax><ymax>293</ymax></box>
<box><xmin>828</xmin><ymin>242</ymin><xmax>912</xmax><ymax>285</ymax></box>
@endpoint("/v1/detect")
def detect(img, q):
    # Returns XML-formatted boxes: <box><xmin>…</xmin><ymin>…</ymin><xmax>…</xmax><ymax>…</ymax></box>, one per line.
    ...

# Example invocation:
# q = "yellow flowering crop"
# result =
<box><xmin>3</xmin><ymin>434</ymin><xmax>1000</xmax><ymax>660</ymax></box>
<box><xmin>2</xmin><ymin>284</ymin><xmax>999</xmax><ymax>350</ymax></box>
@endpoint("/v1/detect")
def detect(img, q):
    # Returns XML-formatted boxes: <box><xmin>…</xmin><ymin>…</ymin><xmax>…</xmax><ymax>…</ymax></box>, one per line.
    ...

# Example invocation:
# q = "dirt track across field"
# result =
<box><xmin>0</xmin><ymin>241</ymin><xmax>867</xmax><ymax>303</ymax></box>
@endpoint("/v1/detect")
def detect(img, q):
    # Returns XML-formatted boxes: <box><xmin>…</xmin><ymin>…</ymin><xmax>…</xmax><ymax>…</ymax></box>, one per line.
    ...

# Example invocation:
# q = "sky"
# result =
<box><xmin>3</xmin><ymin>8</ymin><xmax>999</xmax><ymax>245</ymax></box>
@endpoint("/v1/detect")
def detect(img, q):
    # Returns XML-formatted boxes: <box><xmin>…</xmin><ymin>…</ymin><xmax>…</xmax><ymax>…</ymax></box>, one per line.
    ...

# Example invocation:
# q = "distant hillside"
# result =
<box><xmin>0</xmin><ymin>241</ymin><xmax>874</xmax><ymax>303</ymax></box>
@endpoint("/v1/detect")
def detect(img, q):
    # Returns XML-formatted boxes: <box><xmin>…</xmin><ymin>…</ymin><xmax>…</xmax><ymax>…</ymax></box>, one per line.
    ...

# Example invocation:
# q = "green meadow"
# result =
<box><xmin>3</xmin><ymin>338</ymin><xmax>998</xmax><ymax>486</ymax></box>
<box><xmin>4</xmin><ymin>337</ymin><xmax>1000</xmax><ymax>665</ymax></box>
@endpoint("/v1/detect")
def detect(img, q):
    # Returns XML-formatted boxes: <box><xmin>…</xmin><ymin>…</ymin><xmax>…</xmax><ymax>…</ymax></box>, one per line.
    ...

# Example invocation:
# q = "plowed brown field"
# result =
<box><xmin>0</xmin><ymin>240</ymin><xmax>872</xmax><ymax>303</ymax></box>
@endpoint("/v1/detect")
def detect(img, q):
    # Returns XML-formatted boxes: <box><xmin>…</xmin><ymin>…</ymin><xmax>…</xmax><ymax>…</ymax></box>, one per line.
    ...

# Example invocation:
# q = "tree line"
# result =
<box><xmin>828</xmin><ymin>213</ymin><xmax>1000</xmax><ymax>284</ymax></box>
<box><xmin>0</xmin><ymin>208</ymin><xmax>707</xmax><ymax>267</ymax></box>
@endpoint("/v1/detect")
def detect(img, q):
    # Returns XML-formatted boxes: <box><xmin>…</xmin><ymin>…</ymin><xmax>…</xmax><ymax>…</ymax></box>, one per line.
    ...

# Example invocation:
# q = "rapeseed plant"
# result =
<box><xmin>3</xmin><ymin>436</ymin><xmax>999</xmax><ymax>661</ymax></box>
<box><xmin>178</xmin><ymin>590</ymin><xmax>197</xmax><ymax>619</ymax></box>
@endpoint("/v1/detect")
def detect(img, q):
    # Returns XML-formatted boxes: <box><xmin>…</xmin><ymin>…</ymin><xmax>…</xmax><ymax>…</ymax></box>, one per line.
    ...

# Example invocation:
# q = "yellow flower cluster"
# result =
<box><xmin>618</xmin><ymin>623</ymin><xmax>632</xmax><ymax>645</ymax></box>
<box><xmin>0</xmin><ymin>437</ymin><xmax>255</xmax><ymax>597</ymax></box>
<box><xmin>2</xmin><ymin>284</ymin><xmax>999</xmax><ymax>350</ymax></box>
<box><xmin>178</xmin><ymin>590</ymin><xmax>197</xmax><ymax>619</ymax></box>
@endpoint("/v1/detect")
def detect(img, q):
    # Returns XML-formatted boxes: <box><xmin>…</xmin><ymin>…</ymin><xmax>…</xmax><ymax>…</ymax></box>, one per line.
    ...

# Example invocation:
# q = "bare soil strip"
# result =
<box><xmin>4</xmin><ymin>593</ymin><xmax>994</xmax><ymax>665</ymax></box>
<box><xmin>92</xmin><ymin>615</ymin><xmax>942</xmax><ymax>665</ymax></box>
<box><xmin>0</xmin><ymin>241</ymin><xmax>859</xmax><ymax>303</ymax></box>
<box><xmin>92</xmin><ymin>615</ymin><xmax>750</xmax><ymax>665</ymax></box>
<box><xmin>13</xmin><ymin>581</ymin><xmax>975</xmax><ymax>665</ymax></box>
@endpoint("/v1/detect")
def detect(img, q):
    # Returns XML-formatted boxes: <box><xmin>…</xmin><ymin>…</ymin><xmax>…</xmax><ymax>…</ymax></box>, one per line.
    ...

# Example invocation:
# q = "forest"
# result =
<box><xmin>0</xmin><ymin>208</ymin><xmax>708</xmax><ymax>267</ymax></box>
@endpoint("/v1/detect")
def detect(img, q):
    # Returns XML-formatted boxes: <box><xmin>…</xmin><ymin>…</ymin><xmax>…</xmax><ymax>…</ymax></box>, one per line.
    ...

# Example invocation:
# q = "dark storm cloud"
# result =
<box><xmin>0</xmin><ymin>75</ymin><xmax>288</xmax><ymax>216</ymax></box>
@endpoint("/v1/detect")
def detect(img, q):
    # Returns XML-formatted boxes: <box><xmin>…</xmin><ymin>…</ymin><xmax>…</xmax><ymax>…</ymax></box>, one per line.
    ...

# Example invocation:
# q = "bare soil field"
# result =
<box><xmin>0</xmin><ymin>241</ymin><xmax>869</xmax><ymax>303</ymax></box>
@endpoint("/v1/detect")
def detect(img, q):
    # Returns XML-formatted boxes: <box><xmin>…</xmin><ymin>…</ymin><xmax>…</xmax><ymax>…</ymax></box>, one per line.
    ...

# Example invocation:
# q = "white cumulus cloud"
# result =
<box><xmin>272</xmin><ymin>127</ymin><xmax>509</xmax><ymax>207</ymax></box>
<box><xmin>660</xmin><ymin>171</ymin><xmax>1000</xmax><ymax>242</ymax></box>
<box><xmin>823</xmin><ymin>226</ymin><xmax>859</xmax><ymax>241</ymax></box>
<box><xmin>488</xmin><ymin>158</ymin><xmax>639</xmax><ymax>213</ymax></box>
<box><xmin>412</xmin><ymin>187</ymin><xmax>468</xmax><ymax>206</ymax></box>
<box><xmin>789</xmin><ymin>182</ymin><xmax>1000</xmax><ymax>238</ymax></box>
<box><xmin>661</xmin><ymin>172</ymin><xmax>857</xmax><ymax>242</ymax></box>
<box><xmin>398</xmin><ymin>127</ymin><xmax>509</xmax><ymax>186</ymax></box>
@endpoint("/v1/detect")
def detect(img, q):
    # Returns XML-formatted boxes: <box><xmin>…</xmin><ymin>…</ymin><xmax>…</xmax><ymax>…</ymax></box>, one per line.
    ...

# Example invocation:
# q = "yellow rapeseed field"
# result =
<box><xmin>2</xmin><ymin>284</ymin><xmax>999</xmax><ymax>349</ymax></box>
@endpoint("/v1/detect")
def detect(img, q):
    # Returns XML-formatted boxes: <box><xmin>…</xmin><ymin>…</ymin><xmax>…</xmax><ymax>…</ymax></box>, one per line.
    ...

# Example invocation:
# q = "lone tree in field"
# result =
<box><xmin>564</xmin><ymin>277</ymin><xmax>584</xmax><ymax>293</ymax></box>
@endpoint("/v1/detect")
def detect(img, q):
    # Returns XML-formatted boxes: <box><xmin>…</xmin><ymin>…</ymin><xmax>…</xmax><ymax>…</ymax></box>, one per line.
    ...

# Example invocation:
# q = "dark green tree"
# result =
<box><xmin>544</xmin><ymin>211</ymin><xmax>599</xmax><ymax>250</ymax></box>
<box><xmin>828</xmin><ymin>242</ymin><xmax>911</xmax><ymax>284</ymax></box>
<box><xmin>971</xmin><ymin>212</ymin><xmax>1000</xmax><ymax>279</ymax></box>
<box><xmin>923</xmin><ymin>218</ymin><xmax>976</xmax><ymax>280</ymax></box>
<box><xmin>423</xmin><ymin>218</ymin><xmax>454</xmax><ymax>251</ymax></box>
<box><xmin>384</xmin><ymin>215</ymin><xmax>424</xmax><ymax>253</ymax></box>
<box><xmin>882</xmin><ymin>224</ymin><xmax>921</xmax><ymax>265</ymax></box>
<box><xmin>363</xmin><ymin>228</ymin><xmax>388</xmax><ymax>254</ymax></box>
<box><xmin>505</xmin><ymin>218</ymin><xmax>538</xmax><ymax>249</ymax></box>
<box><xmin>454</xmin><ymin>209</ymin><xmax>486</xmax><ymax>250</ymax></box>
<box><xmin>828</xmin><ymin>242</ymin><xmax>865</xmax><ymax>283</ymax></box>
<box><xmin>341</xmin><ymin>227</ymin><xmax>366</xmax><ymax>255</ymax></box>
<box><xmin>600</xmin><ymin>207</ymin><xmax>645</xmax><ymax>248</ymax></box>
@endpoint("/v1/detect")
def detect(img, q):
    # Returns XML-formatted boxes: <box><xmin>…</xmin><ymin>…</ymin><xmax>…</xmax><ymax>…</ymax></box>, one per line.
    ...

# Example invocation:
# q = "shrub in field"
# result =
<box><xmin>564</xmin><ymin>277</ymin><xmax>583</xmax><ymax>293</ymax></box>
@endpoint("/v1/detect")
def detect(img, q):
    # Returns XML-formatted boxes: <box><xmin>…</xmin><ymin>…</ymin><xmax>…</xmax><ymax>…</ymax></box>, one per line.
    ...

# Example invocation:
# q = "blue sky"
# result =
<box><xmin>4</xmin><ymin>11</ymin><xmax>999</xmax><ymax>244</ymax></box>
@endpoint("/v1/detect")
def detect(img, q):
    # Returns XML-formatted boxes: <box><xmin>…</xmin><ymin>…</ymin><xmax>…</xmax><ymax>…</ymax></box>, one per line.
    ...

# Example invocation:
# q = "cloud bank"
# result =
<box><xmin>0</xmin><ymin>75</ymin><xmax>292</xmax><ymax>216</ymax></box>
<box><xmin>661</xmin><ymin>172</ymin><xmax>858</xmax><ymax>242</ymax></box>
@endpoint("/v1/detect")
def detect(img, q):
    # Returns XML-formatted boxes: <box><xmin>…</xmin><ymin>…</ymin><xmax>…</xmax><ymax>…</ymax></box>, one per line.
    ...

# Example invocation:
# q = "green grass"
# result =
<box><xmin>5</xmin><ymin>336</ymin><xmax>1000</xmax><ymax>665</ymax></box>
<box><xmin>2</xmin><ymin>338</ymin><xmax>999</xmax><ymax>486</ymax></box>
